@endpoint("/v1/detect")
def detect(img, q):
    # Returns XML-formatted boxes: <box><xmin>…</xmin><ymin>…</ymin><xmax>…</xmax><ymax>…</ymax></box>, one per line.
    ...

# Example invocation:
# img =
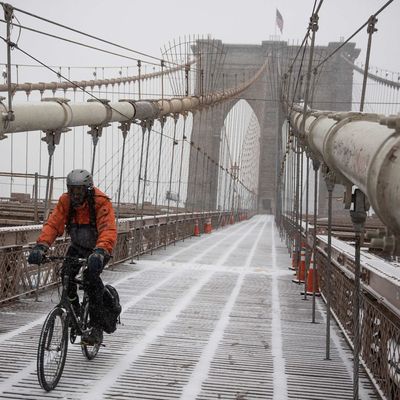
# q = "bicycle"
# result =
<box><xmin>36</xmin><ymin>255</ymin><xmax>102</xmax><ymax>391</ymax></box>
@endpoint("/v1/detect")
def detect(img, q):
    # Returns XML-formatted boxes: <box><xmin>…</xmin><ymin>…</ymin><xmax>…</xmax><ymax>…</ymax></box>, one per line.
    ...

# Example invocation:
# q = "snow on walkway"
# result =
<box><xmin>0</xmin><ymin>215</ymin><xmax>379</xmax><ymax>399</ymax></box>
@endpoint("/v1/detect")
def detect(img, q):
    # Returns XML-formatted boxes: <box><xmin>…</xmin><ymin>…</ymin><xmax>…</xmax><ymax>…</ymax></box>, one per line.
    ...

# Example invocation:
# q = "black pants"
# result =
<box><xmin>62</xmin><ymin>244</ymin><xmax>108</xmax><ymax>327</ymax></box>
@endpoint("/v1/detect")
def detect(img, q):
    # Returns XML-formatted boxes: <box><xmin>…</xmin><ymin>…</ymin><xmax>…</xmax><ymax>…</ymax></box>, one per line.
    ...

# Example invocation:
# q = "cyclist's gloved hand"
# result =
<box><xmin>28</xmin><ymin>243</ymin><xmax>48</xmax><ymax>265</ymax></box>
<box><xmin>88</xmin><ymin>248</ymin><xmax>106</xmax><ymax>272</ymax></box>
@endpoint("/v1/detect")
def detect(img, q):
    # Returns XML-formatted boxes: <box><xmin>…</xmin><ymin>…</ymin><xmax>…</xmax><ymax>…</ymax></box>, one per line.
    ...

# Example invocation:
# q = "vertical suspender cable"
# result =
<box><xmin>360</xmin><ymin>16</ymin><xmax>377</xmax><ymax>111</ymax></box>
<box><xmin>153</xmin><ymin>117</ymin><xmax>166</xmax><ymax>216</ymax></box>
<box><xmin>191</xmin><ymin>144</ymin><xmax>200</xmax><ymax>214</ymax></box>
<box><xmin>176</xmin><ymin>114</ymin><xmax>187</xmax><ymax>240</ymax></box>
<box><xmin>138</xmin><ymin>121</ymin><xmax>152</xmax><ymax>254</ymax></box>
<box><xmin>294</xmin><ymin>136</ymin><xmax>301</xmax><ymax>275</ymax></box>
<box><xmin>351</xmin><ymin>15</ymin><xmax>377</xmax><ymax>398</ymax></box>
<box><xmin>167</xmin><ymin>115</ymin><xmax>178</xmax><ymax>216</ymax></box>
<box><xmin>299</xmin><ymin>147</ymin><xmax>304</xmax><ymax>251</ymax></box>
<box><xmin>325</xmin><ymin>171</ymin><xmax>335</xmax><ymax>360</ymax></box>
<box><xmin>208</xmin><ymin>158</ymin><xmax>213</xmax><ymax>210</ymax></box>
<box><xmin>137</xmin><ymin>60</ymin><xmax>142</xmax><ymax>100</ymax></box>
<box><xmin>192</xmin><ymin>109</ymin><xmax>203</xmax><ymax>212</ymax></box>
<box><xmin>43</xmin><ymin>132</ymin><xmax>58</xmax><ymax>220</ymax></box>
<box><xmin>299</xmin><ymin>9</ymin><xmax>318</xmax><ymax>285</ymax></box>
<box><xmin>312</xmin><ymin>159</ymin><xmax>320</xmax><ymax>322</ymax></box>
<box><xmin>177</xmin><ymin>114</ymin><xmax>187</xmax><ymax>211</ymax></box>
<box><xmin>203</xmin><ymin>154</ymin><xmax>208</xmax><ymax>212</ymax></box>
<box><xmin>134</xmin><ymin>122</ymin><xmax>147</xmax><ymax>257</ymax></box>
<box><xmin>140</xmin><ymin>123</ymin><xmax>152</xmax><ymax>216</ymax></box>
<box><xmin>165</xmin><ymin>116</ymin><xmax>178</xmax><ymax>246</ymax></box>
<box><xmin>3</xmin><ymin>3</ymin><xmax>14</xmax><ymax>123</ymax></box>
<box><xmin>303</xmin><ymin>153</ymin><xmax>310</xmax><ymax>300</ymax></box>
<box><xmin>116</xmin><ymin>123</ymin><xmax>129</xmax><ymax>222</ymax></box>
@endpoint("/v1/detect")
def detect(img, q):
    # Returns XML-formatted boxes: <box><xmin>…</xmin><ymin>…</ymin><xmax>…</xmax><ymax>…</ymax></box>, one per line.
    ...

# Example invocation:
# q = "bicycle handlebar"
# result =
<box><xmin>42</xmin><ymin>255</ymin><xmax>87</xmax><ymax>264</ymax></box>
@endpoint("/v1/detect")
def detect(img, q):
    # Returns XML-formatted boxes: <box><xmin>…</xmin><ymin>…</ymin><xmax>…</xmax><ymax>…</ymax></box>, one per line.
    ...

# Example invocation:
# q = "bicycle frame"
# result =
<box><xmin>56</xmin><ymin>258</ymin><xmax>91</xmax><ymax>338</ymax></box>
<box><xmin>37</xmin><ymin>254</ymin><xmax>102</xmax><ymax>391</ymax></box>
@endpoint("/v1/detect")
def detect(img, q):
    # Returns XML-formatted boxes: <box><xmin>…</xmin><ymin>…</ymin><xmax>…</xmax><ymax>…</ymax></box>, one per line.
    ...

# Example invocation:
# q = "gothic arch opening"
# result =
<box><xmin>217</xmin><ymin>100</ymin><xmax>260</xmax><ymax>211</ymax></box>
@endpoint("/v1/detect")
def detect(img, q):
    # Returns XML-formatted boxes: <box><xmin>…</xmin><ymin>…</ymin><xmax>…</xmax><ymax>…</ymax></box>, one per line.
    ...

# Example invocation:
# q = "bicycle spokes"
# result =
<box><xmin>37</xmin><ymin>307</ymin><xmax>68</xmax><ymax>391</ymax></box>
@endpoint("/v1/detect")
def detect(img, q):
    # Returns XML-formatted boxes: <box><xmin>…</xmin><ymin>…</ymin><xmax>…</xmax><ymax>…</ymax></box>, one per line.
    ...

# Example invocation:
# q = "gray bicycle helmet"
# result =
<box><xmin>66</xmin><ymin>169</ymin><xmax>93</xmax><ymax>187</ymax></box>
<box><xmin>66</xmin><ymin>169</ymin><xmax>93</xmax><ymax>207</ymax></box>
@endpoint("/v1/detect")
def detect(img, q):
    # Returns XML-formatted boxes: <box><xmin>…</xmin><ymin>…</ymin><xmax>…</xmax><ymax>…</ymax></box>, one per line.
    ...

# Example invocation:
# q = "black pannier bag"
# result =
<box><xmin>102</xmin><ymin>284</ymin><xmax>122</xmax><ymax>334</ymax></box>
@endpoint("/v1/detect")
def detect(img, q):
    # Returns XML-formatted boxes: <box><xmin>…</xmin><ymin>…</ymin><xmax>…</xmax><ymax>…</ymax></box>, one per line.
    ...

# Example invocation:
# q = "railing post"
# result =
<box><xmin>350</xmin><ymin>189</ymin><xmax>369</xmax><ymax>400</ymax></box>
<box><xmin>323</xmin><ymin>166</ymin><xmax>335</xmax><ymax>360</ymax></box>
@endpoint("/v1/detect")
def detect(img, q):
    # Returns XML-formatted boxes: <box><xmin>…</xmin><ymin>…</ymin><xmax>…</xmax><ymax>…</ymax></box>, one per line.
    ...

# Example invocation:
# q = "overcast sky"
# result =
<box><xmin>1</xmin><ymin>0</ymin><xmax>399</xmax><ymax>77</ymax></box>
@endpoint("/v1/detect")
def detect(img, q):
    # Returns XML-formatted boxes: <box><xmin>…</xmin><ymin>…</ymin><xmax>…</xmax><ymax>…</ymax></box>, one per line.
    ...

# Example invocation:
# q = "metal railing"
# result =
<box><xmin>0</xmin><ymin>211</ymin><xmax>243</xmax><ymax>304</ymax></box>
<box><xmin>282</xmin><ymin>214</ymin><xmax>400</xmax><ymax>399</ymax></box>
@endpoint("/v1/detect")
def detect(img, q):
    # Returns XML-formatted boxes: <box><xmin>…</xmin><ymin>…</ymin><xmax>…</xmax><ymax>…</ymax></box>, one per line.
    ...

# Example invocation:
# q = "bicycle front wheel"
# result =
<box><xmin>81</xmin><ymin>300</ymin><xmax>100</xmax><ymax>360</ymax></box>
<box><xmin>37</xmin><ymin>306</ymin><xmax>69</xmax><ymax>391</ymax></box>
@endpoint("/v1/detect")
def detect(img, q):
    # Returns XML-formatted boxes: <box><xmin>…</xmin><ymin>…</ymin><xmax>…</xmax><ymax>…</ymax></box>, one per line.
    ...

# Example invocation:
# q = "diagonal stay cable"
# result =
<box><xmin>0</xmin><ymin>19</ymin><xmax>161</xmax><ymax>67</ymax></box>
<box><xmin>1</xmin><ymin>2</ymin><xmax>178</xmax><ymax>66</ymax></box>
<box><xmin>314</xmin><ymin>0</ymin><xmax>394</xmax><ymax>70</ymax></box>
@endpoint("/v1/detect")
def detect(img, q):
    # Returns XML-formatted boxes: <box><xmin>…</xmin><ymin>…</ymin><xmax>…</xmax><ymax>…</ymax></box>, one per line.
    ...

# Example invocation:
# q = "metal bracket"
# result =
<box><xmin>42</xmin><ymin>128</ymin><xmax>70</xmax><ymax>156</ymax></box>
<box><xmin>367</xmin><ymin>15</ymin><xmax>378</xmax><ymax>35</ymax></box>
<box><xmin>309</xmin><ymin>13</ymin><xmax>319</xmax><ymax>32</ymax></box>
<box><xmin>87</xmin><ymin>124</ymin><xmax>109</xmax><ymax>146</ymax></box>
<box><xmin>118</xmin><ymin>99</ymin><xmax>137</xmax><ymax>121</ymax></box>
<box><xmin>158</xmin><ymin>115</ymin><xmax>167</xmax><ymax>129</ymax></box>
<box><xmin>85</xmin><ymin>99</ymin><xmax>112</xmax><ymax>145</ymax></box>
<box><xmin>118</xmin><ymin>121</ymin><xmax>130</xmax><ymax>139</ymax></box>
<box><xmin>3</xmin><ymin>3</ymin><xmax>14</xmax><ymax>20</ymax></box>
<box><xmin>350</xmin><ymin>189</ymin><xmax>369</xmax><ymax>233</ymax></box>
<box><xmin>140</xmin><ymin>118</ymin><xmax>153</xmax><ymax>134</ymax></box>
<box><xmin>312</xmin><ymin>158</ymin><xmax>320</xmax><ymax>171</ymax></box>
<box><xmin>322</xmin><ymin>164</ymin><xmax>336</xmax><ymax>191</ymax></box>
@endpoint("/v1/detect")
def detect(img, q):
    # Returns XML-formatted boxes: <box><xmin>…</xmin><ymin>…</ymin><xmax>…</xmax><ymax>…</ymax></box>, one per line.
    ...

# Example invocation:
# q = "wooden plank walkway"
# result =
<box><xmin>0</xmin><ymin>215</ymin><xmax>379</xmax><ymax>399</ymax></box>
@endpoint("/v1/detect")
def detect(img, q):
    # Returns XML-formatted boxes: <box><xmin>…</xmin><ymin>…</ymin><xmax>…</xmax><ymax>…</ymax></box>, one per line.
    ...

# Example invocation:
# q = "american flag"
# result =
<box><xmin>276</xmin><ymin>9</ymin><xmax>284</xmax><ymax>34</ymax></box>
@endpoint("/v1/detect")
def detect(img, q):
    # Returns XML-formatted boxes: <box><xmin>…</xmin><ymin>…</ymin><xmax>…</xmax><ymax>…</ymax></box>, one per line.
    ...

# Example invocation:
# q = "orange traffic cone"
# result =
<box><xmin>292</xmin><ymin>247</ymin><xmax>306</xmax><ymax>284</ymax></box>
<box><xmin>289</xmin><ymin>248</ymin><xmax>296</xmax><ymax>271</ymax></box>
<box><xmin>193</xmin><ymin>220</ymin><xmax>200</xmax><ymax>236</ymax></box>
<box><xmin>305</xmin><ymin>253</ymin><xmax>320</xmax><ymax>296</ymax></box>
<box><xmin>230</xmin><ymin>214</ymin><xmax>235</xmax><ymax>224</ymax></box>
<box><xmin>204</xmin><ymin>217</ymin><xmax>212</xmax><ymax>233</ymax></box>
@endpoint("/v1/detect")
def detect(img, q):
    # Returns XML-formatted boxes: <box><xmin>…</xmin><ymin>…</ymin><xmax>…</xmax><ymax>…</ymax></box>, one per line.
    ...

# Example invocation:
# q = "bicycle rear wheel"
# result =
<box><xmin>81</xmin><ymin>301</ymin><xmax>100</xmax><ymax>360</ymax></box>
<box><xmin>37</xmin><ymin>307</ymin><xmax>69</xmax><ymax>391</ymax></box>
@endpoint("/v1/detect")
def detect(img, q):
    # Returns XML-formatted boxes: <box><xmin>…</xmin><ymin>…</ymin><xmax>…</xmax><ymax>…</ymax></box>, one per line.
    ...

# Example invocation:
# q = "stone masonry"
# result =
<box><xmin>186</xmin><ymin>39</ymin><xmax>360</xmax><ymax>216</ymax></box>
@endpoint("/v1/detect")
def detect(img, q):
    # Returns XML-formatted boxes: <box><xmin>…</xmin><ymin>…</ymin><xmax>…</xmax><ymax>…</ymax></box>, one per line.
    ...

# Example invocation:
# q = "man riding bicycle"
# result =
<box><xmin>28</xmin><ymin>169</ymin><xmax>117</xmax><ymax>345</ymax></box>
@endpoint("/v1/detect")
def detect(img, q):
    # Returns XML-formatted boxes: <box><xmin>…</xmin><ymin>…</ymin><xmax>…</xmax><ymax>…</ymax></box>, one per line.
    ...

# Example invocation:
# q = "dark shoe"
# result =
<box><xmin>82</xmin><ymin>326</ymin><xmax>103</xmax><ymax>345</ymax></box>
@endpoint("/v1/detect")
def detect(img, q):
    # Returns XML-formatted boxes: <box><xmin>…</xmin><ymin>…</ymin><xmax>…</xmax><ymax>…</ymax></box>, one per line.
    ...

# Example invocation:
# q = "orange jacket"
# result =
<box><xmin>37</xmin><ymin>187</ymin><xmax>117</xmax><ymax>254</ymax></box>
